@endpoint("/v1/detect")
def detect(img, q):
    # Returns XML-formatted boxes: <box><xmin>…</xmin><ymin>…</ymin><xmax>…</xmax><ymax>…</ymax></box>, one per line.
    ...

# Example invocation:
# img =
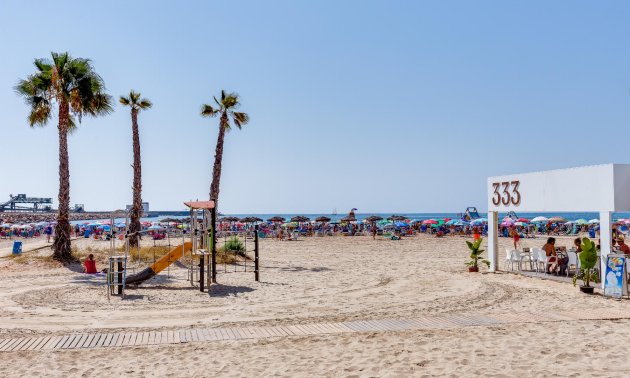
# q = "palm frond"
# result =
<box><xmin>222</xmin><ymin>92</ymin><xmax>239</xmax><ymax>109</ymax></box>
<box><xmin>119</xmin><ymin>96</ymin><xmax>131</xmax><ymax>106</ymax></box>
<box><xmin>231</xmin><ymin>111</ymin><xmax>249</xmax><ymax>129</ymax></box>
<box><xmin>138</xmin><ymin>99</ymin><xmax>152</xmax><ymax>109</ymax></box>
<box><xmin>201</xmin><ymin>104</ymin><xmax>219</xmax><ymax>117</ymax></box>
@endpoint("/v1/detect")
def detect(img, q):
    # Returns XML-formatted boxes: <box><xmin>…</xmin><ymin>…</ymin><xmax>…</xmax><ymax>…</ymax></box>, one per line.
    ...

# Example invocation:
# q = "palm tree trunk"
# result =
<box><xmin>209</xmin><ymin>112</ymin><xmax>228</xmax><ymax>209</ymax></box>
<box><xmin>52</xmin><ymin>100</ymin><xmax>72</xmax><ymax>260</ymax></box>
<box><xmin>129</xmin><ymin>109</ymin><xmax>142</xmax><ymax>248</ymax></box>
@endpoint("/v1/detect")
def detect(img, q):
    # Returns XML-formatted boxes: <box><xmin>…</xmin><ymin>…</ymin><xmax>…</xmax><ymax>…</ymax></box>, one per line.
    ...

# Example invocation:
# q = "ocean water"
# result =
<box><xmin>75</xmin><ymin>211</ymin><xmax>630</xmax><ymax>224</ymax></box>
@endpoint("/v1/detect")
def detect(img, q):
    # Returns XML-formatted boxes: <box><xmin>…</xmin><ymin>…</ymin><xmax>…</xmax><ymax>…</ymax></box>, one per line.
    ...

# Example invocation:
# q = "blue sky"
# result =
<box><xmin>1</xmin><ymin>1</ymin><xmax>629</xmax><ymax>213</ymax></box>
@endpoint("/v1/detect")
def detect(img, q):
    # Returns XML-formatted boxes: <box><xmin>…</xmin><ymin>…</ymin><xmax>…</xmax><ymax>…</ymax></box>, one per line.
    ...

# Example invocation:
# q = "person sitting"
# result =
<box><xmin>542</xmin><ymin>237</ymin><xmax>557</xmax><ymax>274</ymax></box>
<box><xmin>574</xmin><ymin>238</ymin><xmax>582</xmax><ymax>253</ymax></box>
<box><xmin>83</xmin><ymin>254</ymin><xmax>98</xmax><ymax>274</ymax></box>
<box><xmin>617</xmin><ymin>237</ymin><xmax>630</xmax><ymax>255</ymax></box>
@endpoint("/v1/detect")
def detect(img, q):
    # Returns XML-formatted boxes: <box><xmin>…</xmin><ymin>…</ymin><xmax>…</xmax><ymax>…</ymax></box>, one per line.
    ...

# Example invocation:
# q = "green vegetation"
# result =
<box><xmin>572</xmin><ymin>237</ymin><xmax>600</xmax><ymax>288</ymax></box>
<box><xmin>465</xmin><ymin>238</ymin><xmax>489</xmax><ymax>270</ymax></box>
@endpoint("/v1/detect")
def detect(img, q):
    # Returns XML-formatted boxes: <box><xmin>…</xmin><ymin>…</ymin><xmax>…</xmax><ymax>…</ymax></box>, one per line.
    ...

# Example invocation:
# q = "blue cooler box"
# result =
<box><xmin>12</xmin><ymin>241</ymin><xmax>22</xmax><ymax>255</ymax></box>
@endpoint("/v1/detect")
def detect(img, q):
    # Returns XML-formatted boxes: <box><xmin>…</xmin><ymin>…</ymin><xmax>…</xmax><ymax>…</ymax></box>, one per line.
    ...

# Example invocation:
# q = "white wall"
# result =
<box><xmin>486</xmin><ymin>164</ymin><xmax>630</xmax><ymax>212</ymax></box>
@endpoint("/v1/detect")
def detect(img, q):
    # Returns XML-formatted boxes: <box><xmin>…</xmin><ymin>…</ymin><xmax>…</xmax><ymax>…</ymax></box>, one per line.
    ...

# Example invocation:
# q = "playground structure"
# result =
<box><xmin>111</xmin><ymin>200</ymin><xmax>259</xmax><ymax>297</ymax></box>
<box><xmin>461</xmin><ymin>207</ymin><xmax>481</xmax><ymax>222</ymax></box>
<box><xmin>0</xmin><ymin>194</ymin><xmax>52</xmax><ymax>212</ymax></box>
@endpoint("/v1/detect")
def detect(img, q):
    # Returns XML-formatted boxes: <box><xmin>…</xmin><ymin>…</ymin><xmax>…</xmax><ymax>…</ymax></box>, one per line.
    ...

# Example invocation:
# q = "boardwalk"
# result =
<box><xmin>1</xmin><ymin>308</ymin><xmax>628</xmax><ymax>353</ymax></box>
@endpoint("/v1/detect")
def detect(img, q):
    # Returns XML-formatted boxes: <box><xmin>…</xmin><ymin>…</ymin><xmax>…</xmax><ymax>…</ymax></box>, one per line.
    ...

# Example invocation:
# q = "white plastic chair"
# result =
<box><xmin>505</xmin><ymin>249</ymin><xmax>514</xmax><ymax>270</ymax></box>
<box><xmin>566</xmin><ymin>251</ymin><xmax>578</xmax><ymax>277</ymax></box>
<box><xmin>537</xmin><ymin>250</ymin><xmax>551</xmax><ymax>273</ymax></box>
<box><xmin>531</xmin><ymin>248</ymin><xmax>544</xmax><ymax>272</ymax></box>
<box><xmin>530</xmin><ymin>248</ymin><xmax>540</xmax><ymax>272</ymax></box>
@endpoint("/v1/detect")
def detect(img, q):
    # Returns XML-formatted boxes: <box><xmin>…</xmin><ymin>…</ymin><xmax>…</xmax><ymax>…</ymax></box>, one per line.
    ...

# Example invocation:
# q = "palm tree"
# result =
<box><xmin>119</xmin><ymin>90</ymin><xmax>152</xmax><ymax>248</ymax></box>
<box><xmin>201</xmin><ymin>90</ymin><xmax>249</xmax><ymax>209</ymax></box>
<box><xmin>15</xmin><ymin>52</ymin><xmax>112</xmax><ymax>261</ymax></box>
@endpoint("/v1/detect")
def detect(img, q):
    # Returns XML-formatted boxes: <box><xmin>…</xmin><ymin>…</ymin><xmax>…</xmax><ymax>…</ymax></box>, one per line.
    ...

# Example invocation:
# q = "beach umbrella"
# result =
<box><xmin>422</xmin><ymin>219</ymin><xmax>438</xmax><ymax>225</ymax></box>
<box><xmin>587</xmin><ymin>219</ymin><xmax>599</xmax><ymax>224</ymax></box>
<box><xmin>443</xmin><ymin>218</ymin><xmax>452</xmax><ymax>223</ymax></box>
<box><xmin>220</xmin><ymin>216</ymin><xmax>239</xmax><ymax>222</ymax></box>
<box><xmin>364</xmin><ymin>215</ymin><xmax>383</xmax><ymax>223</ymax></box>
<box><xmin>517</xmin><ymin>218</ymin><xmax>529</xmax><ymax>223</ymax></box>
<box><xmin>502</xmin><ymin>217</ymin><xmax>513</xmax><ymax>222</ymax></box>
<box><xmin>340</xmin><ymin>215</ymin><xmax>356</xmax><ymax>223</ymax></box>
<box><xmin>160</xmin><ymin>217</ymin><xmax>182</xmax><ymax>223</ymax></box>
<box><xmin>239</xmin><ymin>216</ymin><xmax>263</xmax><ymax>223</ymax></box>
<box><xmin>445</xmin><ymin>219</ymin><xmax>460</xmax><ymax>225</ymax></box>
<box><xmin>514</xmin><ymin>222</ymin><xmax>527</xmax><ymax>227</ymax></box>
<box><xmin>267</xmin><ymin>216</ymin><xmax>286</xmax><ymax>223</ymax></box>
<box><xmin>291</xmin><ymin>216</ymin><xmax>310</xmax><ymax>222</ymax></box>
<box><xmin>531</xmin><ymin>216</ymin><xmax>548</xmax><ymax>222</ymax></box>
<box><xmin>574</xmin><ymin>219</ymin><xmax>588</xmax><ymax>225</ymax></box>
<box><xmin>315</xmin><ymin>216</ymin><xmax>331</xmax><ymax>222</ymax></box>
<box><xmin>500</xmin><ymin>221</ymin><xmax>514</xmax><ymax>227</ymax></box>
<box><xmin>394</xmin><ymin>221</ymin><xmax>408</xmax><ymax>228</ymax></box>
<box><xmin>548</xmin><ymin>216</ymin><xmax>567</xmax><ymax>223</ymax></box>
<box><xmin>387</xmin><ymin>215</ymin><xmax>407</xmax><ymax>221</ymax></box>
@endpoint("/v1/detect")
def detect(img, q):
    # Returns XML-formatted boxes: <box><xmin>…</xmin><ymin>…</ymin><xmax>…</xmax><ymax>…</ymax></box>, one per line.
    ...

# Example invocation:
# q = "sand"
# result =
<box><xmin>1</xmin><ymin>233</ymin><xmax>629</xmax><ymax>376</ymax></box>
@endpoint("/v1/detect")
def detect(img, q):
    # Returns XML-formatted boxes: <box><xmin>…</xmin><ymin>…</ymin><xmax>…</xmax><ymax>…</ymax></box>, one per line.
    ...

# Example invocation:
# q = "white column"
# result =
<box><xmin>599</xmin><ymin>211</ymin><xmax>612</xmax><ymax>289</ymax></box>
<box><xmin>488</xmin><ymin>211</ymin><xmax>499</xmax><ymax>272</ymax></box>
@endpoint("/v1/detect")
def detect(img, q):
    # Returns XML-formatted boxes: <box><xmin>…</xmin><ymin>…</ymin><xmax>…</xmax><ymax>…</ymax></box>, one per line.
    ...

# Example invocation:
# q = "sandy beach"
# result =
<box><xmin>1</xmin><ymin>233</ymin><xmax>629</xmax><ymax>376</ymax></box>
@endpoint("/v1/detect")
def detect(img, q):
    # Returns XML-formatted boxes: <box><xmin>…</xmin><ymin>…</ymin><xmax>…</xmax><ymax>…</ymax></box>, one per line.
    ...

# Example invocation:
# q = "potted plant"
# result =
<box><xmin>466</xmin><ymin>238</ymin><xmax>489</xmax><ymax>272</ymax></box>
<box><xmin>572</xmin><ymin>237</ymin><xmax>600</xmax><ymax>294</ymax></box>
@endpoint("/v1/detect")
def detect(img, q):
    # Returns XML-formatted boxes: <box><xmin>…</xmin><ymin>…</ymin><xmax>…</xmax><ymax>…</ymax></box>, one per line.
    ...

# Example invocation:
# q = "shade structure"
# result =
<box><xmin>387</xmin><ymin>215</ymin><xmax>407</xmax><ymax>221</ymax></box>
<box><xmin>422</xmin><ymin>219</ymin><xmax>438</xmax><ymax>225</ymax></box>
<box><xmin>291</xmin><ymin>216</ymin><xmax>310</xmax><ymax>222</ymax></box>
<box><xmin>267</xmin><ymin>216</ymin><xmax>286</xmax><ymax>222</ymax></box>
<box><xmin>315</xmin><ymin>216</ymin><xmax>331</xmax><ymax>222</ymax></box>
<box><xmin>341</xmin><ymin>215</ymin><xmax>356</xmax><ymax>222</ymax></box>
<box><xmin>516</xmin><ymin>218</ymin><xmax>529</xmax><ymax>223</ymax></box>
<box><xmin>574</xmin><ymin>218</ymin><xmax>588</xmax><ymax>225</ymax></box>
<box><xmin>364</xmin><ymin>215</ymin><xmax>383</xmax><ymax>222</ymax></box>
<box><xmin>239</xmin><ymin>216</ymin><xmax>263</xmax><ymax>223</ymax></box>
<box><xmin>184</xmin><ymin>200</ymin><xmax>215</xmax><ymax>209</ymax></box>
<box><xmin>588</xmin><ymin>219</ymin><xmax>600</xmax><ymax>224</ymax></box>
<box><xmin>530</xmin><ymin>216</ymin><xmax>548</xmax><ymax>222</ymax></box>
<box><xmin>219</xmin><ymin>216</ymin><xmax>239</xmax><ymax>222</ymax></box>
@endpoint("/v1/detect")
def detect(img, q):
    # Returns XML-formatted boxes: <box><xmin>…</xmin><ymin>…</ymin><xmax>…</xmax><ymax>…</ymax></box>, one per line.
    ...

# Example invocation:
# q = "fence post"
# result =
<box><xmin>211</xmin><ymin>205</ymin><xmax>217</xmax><ymax>283</ymax></box>
<box><xmin>254</xmin><ymin>225</ymin><xmax>259</xmax><ymax>282</ymax></box>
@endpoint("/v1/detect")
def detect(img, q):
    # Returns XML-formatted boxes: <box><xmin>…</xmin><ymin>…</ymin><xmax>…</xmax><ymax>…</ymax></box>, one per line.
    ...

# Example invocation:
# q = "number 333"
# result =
<box><xmin>491</xmin><ymin>181</ymin><xmax>520</xmax><ymax>206</ymax></box>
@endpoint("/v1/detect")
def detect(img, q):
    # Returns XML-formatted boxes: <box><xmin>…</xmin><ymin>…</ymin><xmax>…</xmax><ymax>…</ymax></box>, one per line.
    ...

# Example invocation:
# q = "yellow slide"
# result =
<box><xmin>125</xmin><ymin>242</ymin><xmax>193</xmax><ymax>285</ymax></box>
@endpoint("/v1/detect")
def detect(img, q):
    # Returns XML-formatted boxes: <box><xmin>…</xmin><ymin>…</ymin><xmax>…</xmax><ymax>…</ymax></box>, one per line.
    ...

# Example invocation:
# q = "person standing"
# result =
<box><xmin>512</xmin><ymin>227</ymin><xmax>520</xmax><ymax>250</ymax></box>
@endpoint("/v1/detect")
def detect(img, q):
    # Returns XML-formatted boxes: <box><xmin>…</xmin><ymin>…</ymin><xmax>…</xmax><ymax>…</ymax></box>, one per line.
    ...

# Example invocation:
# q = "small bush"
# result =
<box><xmin>219</xmin><ymin>236</ymin><xmax>247</xmax><ymax>257</ymax></box>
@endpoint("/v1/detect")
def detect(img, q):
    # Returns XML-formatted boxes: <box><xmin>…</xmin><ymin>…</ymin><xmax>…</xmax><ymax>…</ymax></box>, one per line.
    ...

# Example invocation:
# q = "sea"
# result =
<box><xmin>72</xmin><ymin>211</ymin><xmax>630</xmax><ymax>224</ymax></box>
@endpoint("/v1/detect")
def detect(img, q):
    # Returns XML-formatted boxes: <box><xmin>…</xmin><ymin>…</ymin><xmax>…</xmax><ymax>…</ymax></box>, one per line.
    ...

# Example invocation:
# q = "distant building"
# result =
<box><xmin>126</xmin><ymin>202</ymin><xmax>150</xmax><ymax>213</ymax></box>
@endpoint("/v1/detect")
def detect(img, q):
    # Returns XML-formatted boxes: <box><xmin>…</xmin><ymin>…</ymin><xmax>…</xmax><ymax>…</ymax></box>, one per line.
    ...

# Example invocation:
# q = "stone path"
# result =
<box><xmin>1</xmin><ymin>308</ymin><xmax>628</xmax><ymax>353</ymax></box>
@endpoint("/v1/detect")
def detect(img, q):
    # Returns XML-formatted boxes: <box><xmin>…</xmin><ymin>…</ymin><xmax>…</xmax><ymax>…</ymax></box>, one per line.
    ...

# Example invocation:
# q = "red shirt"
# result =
<box><xmin>619</xmin><ymin>243</ymin><xmax>630</xmax><ymax>255</ymax></box>
<box><xmin>84</xmin><ymin>260</ymin><xmax>97</xmax><ymax>274</ymax></box>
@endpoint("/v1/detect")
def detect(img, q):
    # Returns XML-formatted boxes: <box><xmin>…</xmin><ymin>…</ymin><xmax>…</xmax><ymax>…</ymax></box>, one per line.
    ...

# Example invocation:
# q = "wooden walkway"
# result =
<box><xmin>1</xmin><ymin>309</ymin><xmax>628</xmax><ymax>353</ymax></box>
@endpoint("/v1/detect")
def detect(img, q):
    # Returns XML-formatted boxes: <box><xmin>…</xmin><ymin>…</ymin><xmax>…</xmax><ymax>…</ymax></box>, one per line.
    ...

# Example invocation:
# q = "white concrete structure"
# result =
<box><xmin>487</xmin><ymin>164</ymin><xmax>630</xmax><ymax>287</ymax></box>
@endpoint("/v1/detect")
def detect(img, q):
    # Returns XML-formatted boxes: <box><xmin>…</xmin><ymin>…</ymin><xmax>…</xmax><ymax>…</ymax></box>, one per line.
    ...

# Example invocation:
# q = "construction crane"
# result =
<box><xmin>0</xmin><ymin>194</ymin><xmax>53</xmax><ymax>212</ymax></box>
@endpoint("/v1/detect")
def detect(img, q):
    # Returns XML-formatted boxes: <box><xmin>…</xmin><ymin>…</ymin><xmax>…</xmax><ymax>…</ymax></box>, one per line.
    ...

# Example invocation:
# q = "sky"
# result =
<box><xmin>1</xmin><ymin>1</ymin><xmax>629</xmax><ymax>214</ymax></box>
